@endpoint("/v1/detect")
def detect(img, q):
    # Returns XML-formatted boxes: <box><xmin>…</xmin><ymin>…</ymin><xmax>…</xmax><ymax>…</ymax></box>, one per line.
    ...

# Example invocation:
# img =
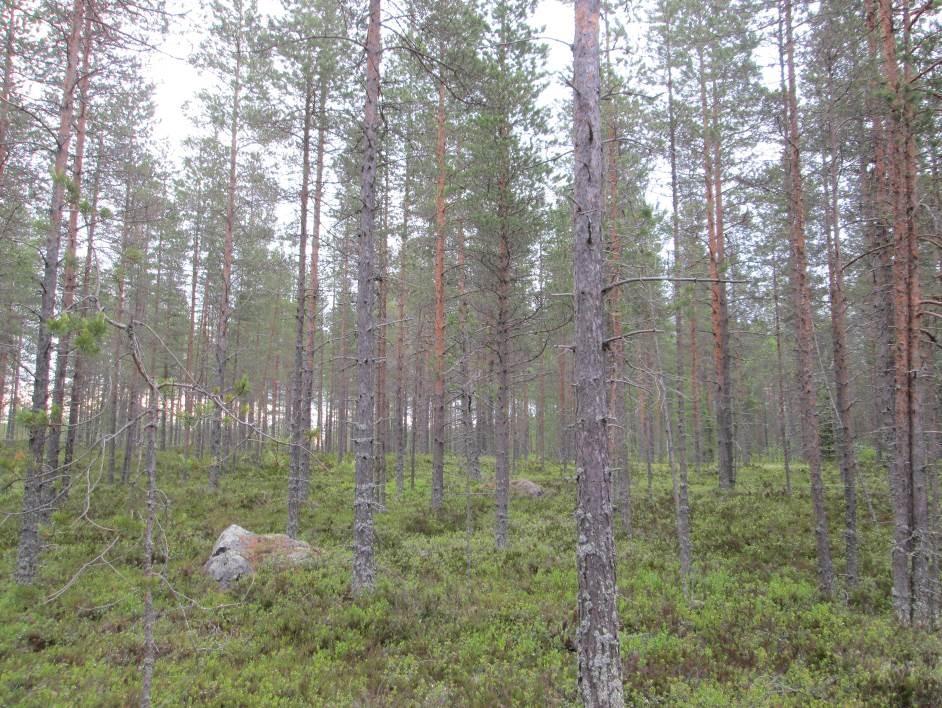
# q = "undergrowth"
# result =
<box><xmin>1</xmin><ymin>446</ymin><xmax>940</xmax><ymax>706</ymax></box>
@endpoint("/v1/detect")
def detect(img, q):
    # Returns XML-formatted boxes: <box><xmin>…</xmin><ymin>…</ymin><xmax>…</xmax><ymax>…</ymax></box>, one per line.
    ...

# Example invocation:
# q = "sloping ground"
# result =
<box><xmin>0</xmin><ymin>448</ymin><xmax>940</xmax><ymax>705</ymax></box>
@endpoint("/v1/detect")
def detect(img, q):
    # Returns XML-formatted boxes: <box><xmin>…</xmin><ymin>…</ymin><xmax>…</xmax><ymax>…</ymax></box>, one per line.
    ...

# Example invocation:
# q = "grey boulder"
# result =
<box><xmin>203</xmin><ymin>524</ymin><xmax>317</xmax><ymax>587</ymax></box>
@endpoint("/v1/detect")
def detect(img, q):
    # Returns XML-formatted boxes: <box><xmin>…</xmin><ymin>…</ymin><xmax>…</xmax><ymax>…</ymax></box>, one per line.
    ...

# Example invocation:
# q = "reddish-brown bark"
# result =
<box><xmin>783</xmin><ymin>0</ymin><xmax>834</xmax><ymax>596</ymax></box>
<box><xmin>696</xmin><ymin>49</ymin><xmax>733</xmax><ymax>490</ymax></box>
<box><xmin>15</xmin><ymin>0</ymin><xmax>85</xmax><ymax>583</ymax></box>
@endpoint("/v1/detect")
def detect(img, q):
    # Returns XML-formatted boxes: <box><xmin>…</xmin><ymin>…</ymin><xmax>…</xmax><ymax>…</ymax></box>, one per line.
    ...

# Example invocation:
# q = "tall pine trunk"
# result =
<box><xmin>394</xmin><ymin>138</ymin><xmax>410</xmax><ymax>496</ymax></box>
<box><xmin>55</xmin><ymin>17</ymin><xmax>95</xmax><ymax>496</ymax></box>
<box><xmin>879</xmin><ymin>0</ymin><xmax>931</xmax><ymax>626</ymax></box>
<box><xmin>351</xmin><ymin>0</ymin><xmax>381</xmax><ymax>594</ymax></box>
<box><xmin>288</xmin><ymin>77</ymin><xmax>314</xmax><ymax>538</ymax></box>
<box><xmin>46</xmin><ymin>12</ymin><xmax>94</xmax><ymax>498</ymax></box>
<box><xmin>457</xmin><ymin>206</ymin><xmax>479</xmax><ymax>480</ymax></box>
<box><xmin>15</xmin><ymin>0</ymin><xmax>85</xmax><ymax>584</ymax></box>
<box><xmin>665</xmin><ymin>11</ymin><xmax>691</xmax><ymax>592</ymax></box>
<box><xmin>771</xmin><ymin>264</ymin><xmax>792</xmax><ymax>494</ymax></box>
<box><xmin>210</xmin><ymin>19</ymin><xmax>242</xmax><ymax>490</ymax></box>
<box><xmin>494</xmin><ymin>193</ymin><xmax>511</xmax><ymax>549</ymax></box>
<box><xmin>696</xmin><ymin>49</ymin><xmax>733</xmax><ymax>490</ymax></box>
<box><xmin>573</xmin><ymin>0</ymin><xmax>624</xmax><ymax>703</ymax></box>
<box><xmin>821</xmin><ymin>84</ymin><xmax>858</xmax><ymax>587</ymax></box>
<box><xmin>0</xmin><ymin>1</ymin><xmax>16</xmax><ymax>183</ymax></box>
<box><xmin>604</xmin><ymin>22</ymin><xmax>629</xmax><ymax>538</ymax></box>
<box><xmin>374</xmin><ymin>168</ymin><xmax>388</xmax><ymax>508</ymax></box>
<box><xmin>783</xmin><ymin>0</ymin><xmax>834</xmax><ymax>597</ymax></box>
<box><xmin>431</xmin><ymin>79</ymin><xmax>447</xmax><ymax>511</ymax></box>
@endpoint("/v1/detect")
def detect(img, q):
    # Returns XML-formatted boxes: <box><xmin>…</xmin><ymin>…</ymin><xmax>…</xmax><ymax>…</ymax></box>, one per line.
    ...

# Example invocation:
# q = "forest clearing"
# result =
<box><xmin>1</xmin><ymin>0</ymin><xmax>940</xmax><ymax>703</ymax></box>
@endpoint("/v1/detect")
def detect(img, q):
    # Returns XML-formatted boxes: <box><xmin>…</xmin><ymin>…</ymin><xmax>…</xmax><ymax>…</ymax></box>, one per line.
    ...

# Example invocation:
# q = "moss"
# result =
<box><xmin>0</xmin><ymin>448</ymin><xmax>939</xmax><ymax>705</ymax></box>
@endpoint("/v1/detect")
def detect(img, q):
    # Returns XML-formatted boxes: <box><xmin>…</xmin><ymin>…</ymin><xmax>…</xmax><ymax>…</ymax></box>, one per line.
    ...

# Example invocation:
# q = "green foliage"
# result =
<box><xmin>0</xmin><ymin>451</ymin><xmax>939</xmax><ymax>705</ymax></box>
<box><xmin>48</xmin><ymin>313</ymin><xmax>108</xmax><ymax>355</ymax></box>
<box><xmin>232</xmin><ymin>374</ymin><xmax>251</xmax><ymax>398</ymax></box>
<box><xmin>76</xmin><ymin>314</ymin><xmax>108</xmax><ymax>355</ymax></box>
<box><xmin>124</xmin><ymin>245</ymin><xmax>145</xmax><ymax>265</ymax></box>
<box><xmin>15</xmin><ymin>409</ymin><xmax>47</xmax><ymax>431</ymax></box>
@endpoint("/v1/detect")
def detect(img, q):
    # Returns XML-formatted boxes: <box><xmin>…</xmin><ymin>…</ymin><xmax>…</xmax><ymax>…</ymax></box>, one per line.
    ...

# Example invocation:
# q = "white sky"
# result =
<box><xmin>146</xmin><ymin>0</ymin><xmax>575</xmax><ymax>166</ymax></box>
<box><xmin>140</xmin><ymin>0</ymin><xmax>582</xmax><ymax>281</ymax></box>
<box><xmin>140</xmin><ymin>0</ymin><xmax>790</xmax><ymax>249</ymax></box>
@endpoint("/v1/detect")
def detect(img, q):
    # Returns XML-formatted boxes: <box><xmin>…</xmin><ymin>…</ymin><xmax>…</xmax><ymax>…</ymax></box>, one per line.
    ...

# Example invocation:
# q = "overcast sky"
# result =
<box><xmin>146</xmin><ymin>0</ymin><xmax>575</xmax><ymax>161</ymax></box>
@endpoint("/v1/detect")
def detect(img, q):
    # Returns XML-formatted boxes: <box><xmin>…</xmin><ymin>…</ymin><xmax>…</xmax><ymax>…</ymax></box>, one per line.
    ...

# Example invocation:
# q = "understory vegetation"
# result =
<box><xmin>1</xmin><ymin>447</ymin><xmax>940</xmax><ymax>706</ymax></box>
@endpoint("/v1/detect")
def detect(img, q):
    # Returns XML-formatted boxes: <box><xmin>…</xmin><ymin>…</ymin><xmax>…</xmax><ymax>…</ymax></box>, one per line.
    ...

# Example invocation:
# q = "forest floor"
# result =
<box><xmin>1</xmin><ymin>446</ymin><xmax>941</xmax><ymax>706</ymax></box>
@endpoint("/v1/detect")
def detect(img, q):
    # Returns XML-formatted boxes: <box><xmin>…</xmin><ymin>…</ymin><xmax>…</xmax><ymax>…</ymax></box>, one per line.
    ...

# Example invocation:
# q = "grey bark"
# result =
<box><xmin>351</xmin><ymin>0</ymin><xmax>381</xmax><ymax>594</ymax></box>
<box><xmin>287</xmin><ymin>76</ymin><xmax>314</xmax><ymax>538</ymax></box>
<box><xmin>394</xmin><ymin>136</ymin><xmax>410</xmax><ymax>496</ymax></box>
<box><xmin>664</xmin><ymin>12</ymin><xmax>692</xmax><ymax>595</ymax></box>
<box><xmin>573</xmin><ymin>0</ymin><xmax>624</xmax><ymax>703</ymax></box>
<box><xmin>457</xmin><ymin>211</ymin><xmax>479</xmax><ymax>480</ymax></box>
<box><xmin>210</xmin><ymin>11</ymin><xmax>242</xmax><ymax>490</ymax></box>
<box><xmin>822</xmin><ymin>111</ymin><xmax>858</xmax><ymax>588</ymax></box>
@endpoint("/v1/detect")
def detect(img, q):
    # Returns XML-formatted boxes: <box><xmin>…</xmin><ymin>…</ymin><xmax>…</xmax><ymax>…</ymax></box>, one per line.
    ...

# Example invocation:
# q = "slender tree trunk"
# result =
<box><xmin>431</xmin><ymin>79</ymin><xmax>447</xmax><ymax>511</ymax></box>
<box><xmin>537</xmin><ymin>364</ymin><xmax>545</xmax><ymax>471</ymax></box>
<box><xmin>324</xmin><ymin>323</ymin><xmax>334</xmax><ymax>454</ymax></box>
<box><xmin>697</xmin><ymin>49</ymin><xmax>732</xmax><ymax>489</ymax></box>
<box><xmin>337</xmin><ymin>241</ymin><xmax>351</xmax><ymax>462</ymax></box>
<box><xmin>773</xmin><ymin>6</ymin><xmax>793</xmax><ymax>495</ymax></box>
<box><xmin>783</xmin><ymin>0</ymin><xmax>835</xmax><ymax>597</ymax></box>
<box><xmin>650</xmin><ymin>295</ymin><xmax>692</xmax><ymax>597</ymax></box>
<box><xmin>287</xmin><ymin>77</ymin><xmax>313</xmax><ymax>538</ymax></box>
<box><xmin>121</xmin><ymin>219</ymin><xmax>149</xmax><ymax>484</ymax></box>
<box><xmin>184</xmin><ymin>151</ymin><xmax>203</xmax><ymax>458</ymax></box>
<box><xmin>0</xmin><ymin>0</ymin><xmax>16</xmax><ymax>183</ymax></box>
<box><xmin>510</xmin><ymin>393</ymin><xmax>518</xmax><ymax>472</ymax></box>
<box><xmin>127</xmin><ymin>330</ymin><xmax>159</xmax><ymax>708</ymax></box>
<box><xmin>822</xmin><ymin>109</ymin><xmax>858</xmax><ymax>588</ymax></box>
<box><xmin>603</xmin><ymin>22</ymin><xmax>629</xmax><ymax>538</ymax></box>
<box><xmin>665</xmin><ymin>13</ymin><xmax>691</xmax><ymax>593</ymax></box>
<box><xmin>196</xmin><ymin>297</ymin><xmax>209</xmax><ymax>458</ymax></box>
<box><xmin>771</xmin><ymin>265</ymin><xmax>792</xmax><ymax>494</ymax></box>
<box><xmin>479</xmin><ymin>352</ymin><xmax>493</xmax><ymax>458</ymax></box>
<box><xmin>0</xmin><ymin>351</ymin><xmax>7</xmax><ymax>440</ymax></box>
<box><xmin>494</xmin><ymin>196</ymin><xmax>511</xmax><ymax>549</ymax></box>
<box><xmin>711</xmin><ymin>86</ymin><xmax>733</xmax><ymax>488</ymax></box>
<box><xmin>573</xmin><ymin>0</ymin><xmax>624</xmax><ymax>703</ymax></box>
<box><xmin>709</xmin><ymin>76</ymin><xmax>734</xmax><ymax>487</ymax></box>
<box><xmin>394</xmin><ymin>137</ymin><xmax>410</xmax><ymax>496</ymax></box>
<box><xmin>901</xmin><ymin>15</ymin><xmax>930</xmax><ymax>624</ymax></box>
<box><xmin>15</xmin><ymin>0</ymin><xmax>85</xmax><ymax>584</ymax></box>
<box><xmin>689</xmin><ymin>309</ymin><xmax>702</xmax><ymax>474</ymax></box>
<box><xmin>557</xmin><ymin>347</ymin><xmax>568</xmax><ymax>467</ymax></box>
<box><xmin>410</xmin><ymin>313</ymin><xmax>423</xmax><ymax>488</ymax></box>
<box><xmin>863</xmin><ymin>0</ymin><xmax>895</xmax><ymax>465</ymax></box>
<box><xmin>374</xmin><ymin>168</ymin><xmax>388</xmax><ymax>508</ymax></box>
<box><xmin>210</xmin><ymin>20</ymin><xmax>242</xmax><ymax>490</ymax></box>
<box><xmin>316</xmin><ymin>312</ymin><xmax>324</xmax><ymax>452</ymax></box>
<box><xmin>351</xmin><ymin>0</ymin><xmax>381</xmax><ymax>594</ymax></box>
<box><xmin>62</xmin><ymin>40</ymin><xmax>102</xmax><ymax>486</ymax></box>
<box><xmin>6</xmin><ymin>330</ymin><xmax>21</xmax><ymax>441</ymax></box>
<box><xmin>457</xmin><ymin>206</ymin><xmax>479</xmax><ymax>480</ymax></box>
<box><xmin>519</xmin><ymin>377</ymin><xmax>529</xmax><ymax>462</ymax></box>
<box><xmin>420</xmin><ymin>345</ymin><xmax>430</xmax><ymax>454</ymax></box>
<box><xmin>642</xmin><ymin>369</ymin><xmax>654</xmax><ymax>497</ymax></box>
<box><xmin>879</xmin><ymin>0</ymin><xmax>930</xmax><ymax>626</ymax></box>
